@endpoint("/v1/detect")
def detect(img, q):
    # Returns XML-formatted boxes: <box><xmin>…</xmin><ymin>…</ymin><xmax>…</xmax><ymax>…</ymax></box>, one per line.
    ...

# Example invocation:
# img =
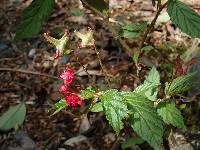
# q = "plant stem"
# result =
<box><xmin>80</xmin><ymin>0</ymin><xmax>134</xmax><ymax>55</ymax></box>
<box><xmin>73</xmin><ymin>50</ymin><xmax>92</xmax><ymax>79</ymax></box>
<box><xmin>93</xmin><ymin>45</ymin><xmax>111</xmax><ymax>86</ymax></box>
<box><xmin>140</xmin><ymin>2</ymin><xmax>168</xmax><ymax>49</ymax></box>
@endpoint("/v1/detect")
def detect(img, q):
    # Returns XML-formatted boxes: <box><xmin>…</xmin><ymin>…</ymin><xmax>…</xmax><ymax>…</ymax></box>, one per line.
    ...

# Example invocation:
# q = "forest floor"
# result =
<box><xmin>0</xmin><ymin>0</ymin><xmax>200</xmax><ymax>150</ymax></box>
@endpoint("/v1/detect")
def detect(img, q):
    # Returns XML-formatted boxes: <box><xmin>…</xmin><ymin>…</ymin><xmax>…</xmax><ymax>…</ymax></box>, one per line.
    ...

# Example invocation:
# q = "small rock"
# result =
<box><xmin>64</xmin><ymin>135</ymin><xmax>87</xmax><ymax>146</ymax></box>
<box><xmin>79</xmin><ymin>115</ymin><xmax>91</xmax><ymax>133</ymax></box>
<box><xmin>28</xmin><ymin>48</ymin><xmax>36</xmax><ymax>58</ymax></box>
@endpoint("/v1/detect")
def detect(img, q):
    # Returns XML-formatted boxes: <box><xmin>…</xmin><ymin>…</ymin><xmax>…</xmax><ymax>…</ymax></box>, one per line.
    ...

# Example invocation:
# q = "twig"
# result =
<box><xmin>93</xmin><ymin>45</ymin><xmax>111</xmax><ymax>86</ymax></box>
<box><xmin>73</xmin><ymin>50</ymin><xmax>92</xmax><ymax>79</ymax></box>
<box><xmin>140</xmin><ymin>2</ymin><xmax>168</xmax><ymax>49</ymax></box>
<box><xmin>93</xmin><ymin>46</ymin><xmax>107</xmax><ymax>75</ymax></box>
<box><xmin>0</xmin><ymin>68</ymin><xmax>60</xmax><ymax>80</ymax></box>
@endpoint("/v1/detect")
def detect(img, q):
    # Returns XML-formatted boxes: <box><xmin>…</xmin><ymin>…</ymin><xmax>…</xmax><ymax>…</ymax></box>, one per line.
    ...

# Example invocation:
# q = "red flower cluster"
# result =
<box><xmin>60</xmin><ymin>68</ymin><xmax>75</xmax><ymax>84</ymax></box>
<box><xmin>59</xmin><ymin>67</ymin><xmax>82</xmax><ymax>107</ymax></box>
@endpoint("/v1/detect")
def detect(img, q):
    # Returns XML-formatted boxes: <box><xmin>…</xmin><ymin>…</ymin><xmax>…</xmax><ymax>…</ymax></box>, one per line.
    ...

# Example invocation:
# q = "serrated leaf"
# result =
<box><xmin>122</xmin><ymin>92</ymin><xmax>164</xmax><ymax>149</ymax></box>
<box><xmin>101</xmin><ymin>89</ymin><xmax>129</xmax><ymax>135</ymax></box>
<box><xmin>81</xmin><ymin>0</ymin><xmax>109</xmax><ymax>13</ymax></box>
<box><xmin>134</xmin><ymin>67</ymin><xmax>160</xmax><ymax>101</ymax></box>
<box><xmin>0</xmin><ymin>103</ymin><xmax>26</xmax><ymax>131</ymax></box>
<box><xmin>91</xmin><ymin>102</ymin><xmax>103</xmax><ymax>112</ymax></box>
<box><xmin>165</xmin><ymin>73</ymin><xmax>196</xmax><ymax>96</ymax></box>
<box><xmin>144</xmin><ymin>67</ymin><xmax>160</xmax><ymax>101</ymax></box>
<box><xmin>15</xmin><ymin>0</ymin><xmax>55</xmax><ymax>41</ymax></box>
<box><xmin>157</xmin><ymin>101</ymin><xmax>186</xmax><ymax>130</ymax></box>
<box><xmin>122</xmin><ymin>136</ymin><xmax>144</xmax><ymax>150</ymax></box>
<box><xmin>167</xmin><ymin>0</ymin><xmax>200</xmax><ymax>37</ymax></box>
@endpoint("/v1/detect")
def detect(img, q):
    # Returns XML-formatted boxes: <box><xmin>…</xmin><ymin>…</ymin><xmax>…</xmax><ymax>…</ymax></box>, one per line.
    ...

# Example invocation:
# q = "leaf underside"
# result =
<box><xmin>167</xmin><ymin>0</ymin><xmax>200</xmax><ymax>37</ymax></box>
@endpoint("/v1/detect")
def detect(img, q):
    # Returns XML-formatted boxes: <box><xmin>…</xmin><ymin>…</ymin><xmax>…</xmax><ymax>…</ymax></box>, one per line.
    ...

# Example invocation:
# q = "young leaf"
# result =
<box><xmin>15</xmin><ymin>0</ymin><xmax>55</xmax><ymax>41</ymax></box>
<box><xmin>121</xmin><ymin>136</ymin><xmax>144</xmax><ymax>150</ymax></box>
<box><xmin>157</xmin><ymin>101</ymin><xmax>186</xmax><ymax>130</ymax></box>
<box><xmin>134</xmin><ymin>67</ymin><xmax>160</xmax><ymax>101</ymax></box>
<box><xmin>144</xmin><ymin>67</ymin><xmax>160</xmax><ymax>101</ymax></box>
<box><xmin>101</xmin><ymin>89</ymin><xmax>129</xmax><ymax>135</ymax></box>
<box><xmin>167</xmin><ymin>0</ymin><xmax>200</xmax><ymax>37</ymax></box>
<box><xmin>0</xmin><ymin>102</ymin><xmax>26</xmax><ymax>131</ymax></box>
<box><xmin>122</xmin><ymin>92</ymin><xmax>164</xmax><ymax>149</ymax></box>
<box><xmin>122</xmin><ymin>22</ymin><xmax>147</xmax><ymax>31</ymax></box>
<box><xmin>120</xmin><ymin>22</ymin><xmax>147</xmax><ymax>39</ymax></box>
<box><xmin>165</xmin><ymin>73</ymin><xmax>195</xmax><ymax>96</ymax></box>
<box><xmin>81</xmin><ymin>86</ymin><xmax>95</xmax><ymax>100</ymax></box>
<box><xmin>50</xmin><ymin>99</ymin><xmax>68</xmax><ymax>116</ymax></box>
<box><xmin>91</xmin><ymin>102</ymin><xmax>103</xmax><ymax>112</ymax></box>
<box><xmin>141</xmin><ymin>45</ymin><xmax>154</xmax><ymax>53</ymax></box>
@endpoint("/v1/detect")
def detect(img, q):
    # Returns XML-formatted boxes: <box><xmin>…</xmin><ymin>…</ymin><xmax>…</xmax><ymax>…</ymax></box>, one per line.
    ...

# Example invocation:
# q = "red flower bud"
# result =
<box><xmin>59</xmin><ymin>67</ymin><xmax>75</xmax><ymax>84</ymax></box>
<box><xmin>59</xmin><ymin>84</ymin><xmax>69</xmax><ymax>93</ymax></box>
<box><xmin>65</xmin><ymin>92</ymin><xmax>82</xmax><ymax>107</ymax></box>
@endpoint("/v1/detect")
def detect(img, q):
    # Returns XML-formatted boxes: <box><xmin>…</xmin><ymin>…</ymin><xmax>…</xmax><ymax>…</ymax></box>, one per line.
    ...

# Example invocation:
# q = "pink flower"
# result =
<box><xmin>65</xmin><ymin>92</ymin><xmax>82</xmax><ymax>107</ymax></box>
<box><xmin>59</xmin><ymin>84</ymin><xmax>69</xmax><ymax>93</ymax></box>
<box><xmin>59</xmin><ymin>68</ymin><xmax>75</xmax><ymax>84</ymax></box>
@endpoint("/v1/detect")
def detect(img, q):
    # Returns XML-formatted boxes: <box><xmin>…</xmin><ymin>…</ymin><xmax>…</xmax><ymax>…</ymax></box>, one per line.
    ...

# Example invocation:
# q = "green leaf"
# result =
<box><xmin>132</xmin><ymin>52</ymin><xmax>140</xmax><ymax>63</ymax></box>
<box><xmin>122</xmin><ymin>22</ymin><xmax>147</xmax><ymax>31</ymax></box>
<box><xmin>71</xmin><ymin>8</ymin><xmax>85</xmax><ymax>16</ymax></box>
<box><xmin>144</xmin><ymin>67</ymin><xmax>160</xmax><ymax>101</ymax></box>
<box><xmin>81</xmin><ymin>86</ymin><xmax>95</xmax><ymax>100</ymax></box>
<box><xmin>15</xmin><ymin>0</ymin><xmax>55</xmax><ymax>41</ymax></box>
<box><xmin>167</xmin><ymin>0</ymin><xmax>200</xmax><ymax>37</ymax></box>
<box><xmin>141</xmin><ymin>45</ymin><xmax>154</xmax><ymax>53</ymax></box>
<box><xmin>157</xmin><ymin>101</ymin><xmax>186</xmax><ymax>130</ymax></box>
<box><xmin>134</xmin><ymin>67</ymin><xmax>160</xmax><ymax>101</ymax></box>
<box><xmin>82</xmin><ymin>0</ymin><xmax>109</xmax><ymax>13</ymax></box>
<box><xmin>165</xmin><ymin>73</ymin><xmax>196</xmax><ymax>96</ymax></box>
<box><xmin>122</xmin><ymin>136</ymin><xmax>144</xmax><ymax>150</ymax></box>
<box><xmin>101</xmin><ymin>89</ymin><xmax>129</xmax><ymax>135</ymax></box>
<box><xmin>51</xmin><ymin>99</ymin><xmax>68</xmax><ymax>116</ymax></box>
<box><xmin>120</xmin><ymin>22</ymin><xmax>147</xmax><ymax>39</ymax></box>
<box><xmin>91</xmin><ymin>102</ymin><xmax>103</xmax><ymax>112</ymax></box>
<box><xmin>0</xmin><ymin>103</ymin><xmax>26</xmax><ymax>131</ymax></box>
<box><xmin>122</xmin><ymin>92</ymin><xmax>164</xmax><ymax>149</ymax></box>
<box><xmin>120</xmin><ymin>30</ymin><xmax>139</xmax><ymax>38</ymax></box>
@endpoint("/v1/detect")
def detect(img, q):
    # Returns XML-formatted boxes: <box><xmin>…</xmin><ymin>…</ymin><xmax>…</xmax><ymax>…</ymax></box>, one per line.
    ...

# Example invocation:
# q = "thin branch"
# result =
<box><xmin>0</xmin><ymin>68</ymin><xmax>60</xmax><ymax>80</ymax></box>
<box><xmin>140</xmin><ymin>2</ymin><xmax>168</xmax><ymax>49</ymax></box>
<box><xmin>80</xmin><ymin>0</ymin><xmax>134</xmax><ymax>54</ymax></box>
<box><xmin>93</xmin><ymin>46</ymin><xmax>106</xmax><ymax>75</ymax></box>
<box><xmin>73</xmin><ymin>50</ymin><xmax>92</xmax><ymax>79</ymax></box>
